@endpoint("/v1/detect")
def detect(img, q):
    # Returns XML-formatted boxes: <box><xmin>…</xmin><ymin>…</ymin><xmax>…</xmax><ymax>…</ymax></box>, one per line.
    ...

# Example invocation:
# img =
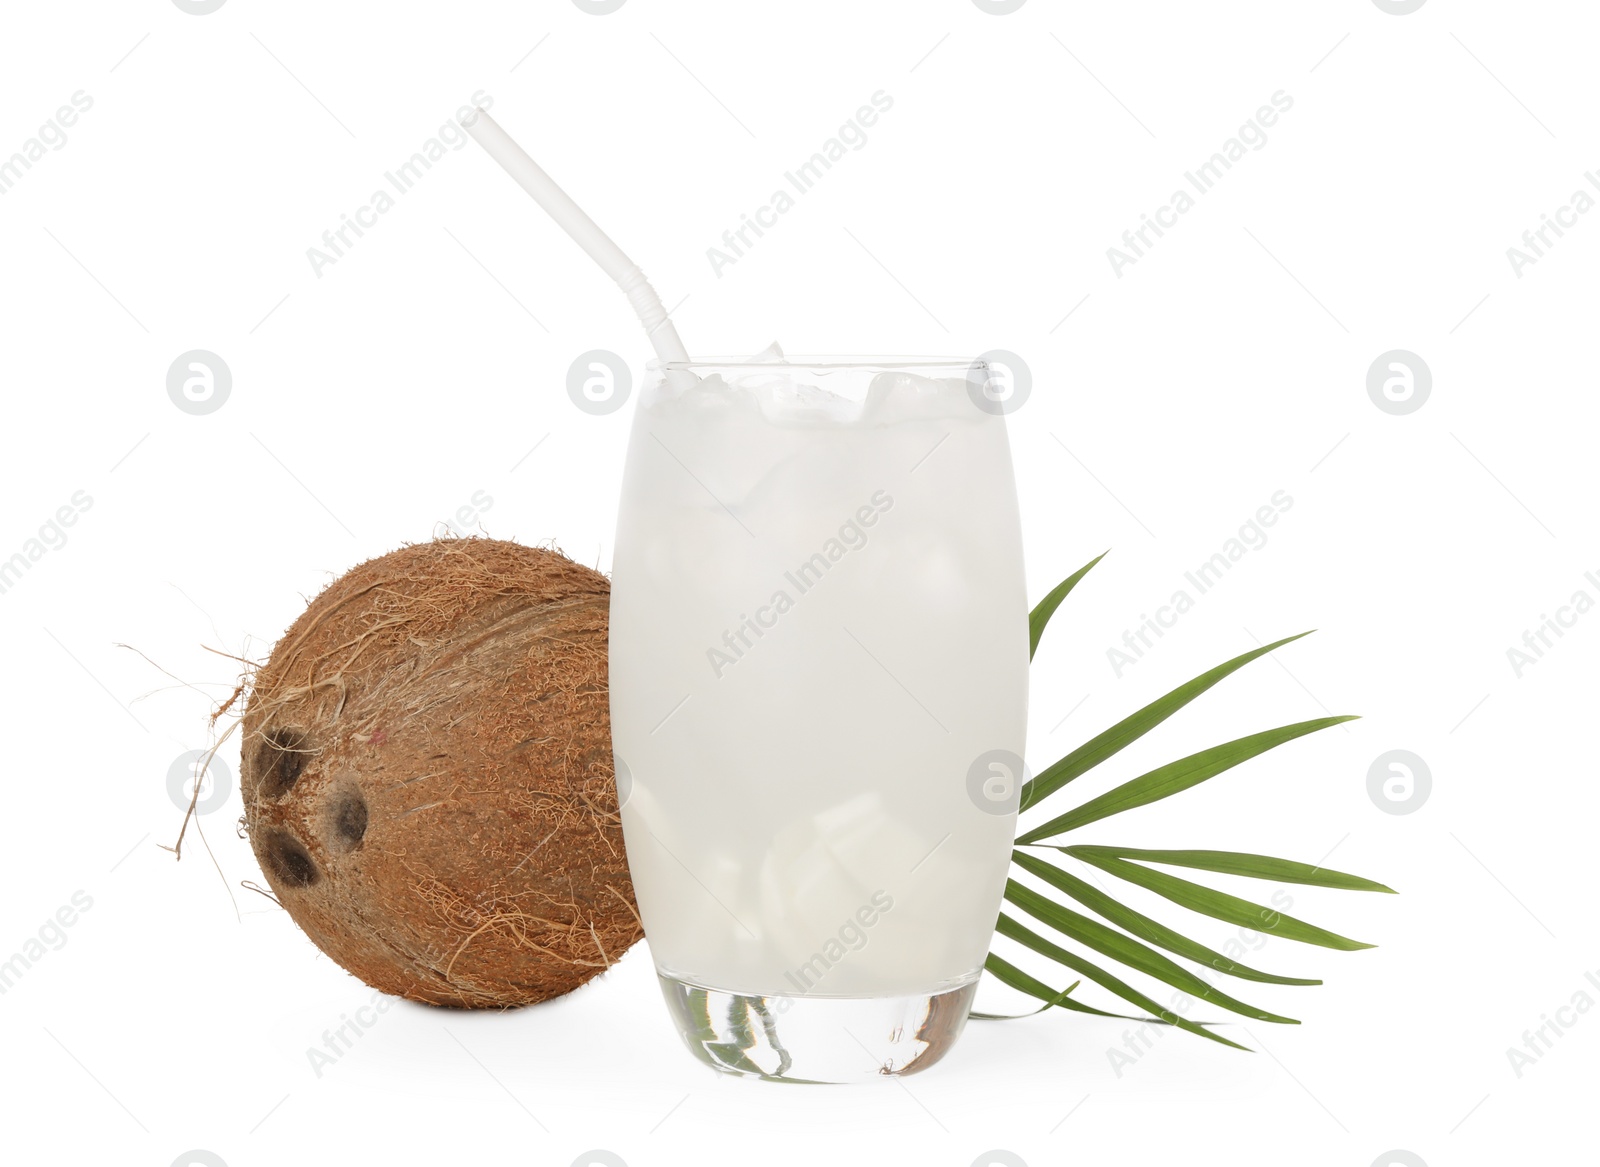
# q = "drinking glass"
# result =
<box><xmin>609</xmin><ymin>357</ymin><xmax>1027</xmax><ymax>1081</ymax></box>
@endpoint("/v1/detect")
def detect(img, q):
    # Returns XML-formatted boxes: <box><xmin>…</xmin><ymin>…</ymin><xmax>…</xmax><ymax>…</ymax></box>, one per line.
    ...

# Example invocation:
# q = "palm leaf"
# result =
<box><xmin>1063</xmin><ymin>846</ymin><xmax>1396</xmax><ymax>894</ymax></box>
<box><xmin>1005</xmin><ymin>880</ymin><xmax>1297</xmax><ymax>1023</ymax></box>
<box><xmin>1019</xmin><ymin>632</ymin><xmax>1315</xmax><ymax>810</ymax></box>
<box><xmin>986</xmin><ymin>556</ymin><xmax>1391</xmax><ymax>1045</ymax></box>
<box><xmin>996</xmin><ymin>913</ymin><xmax>1246</xmax><ymax>1049</ymax></box>
<box><xmin>1017</xmin><ymin>715</ymin><xmax>1357</xmax><ymax>843</ymax></box>
<box><xmin>1029</xmin><ymin>551</ymin><xmax>1107</xmax><ymax>659</ymax></box>
<box><xmin>983</xmin><ymin>953</ymin><xmax>1159</xmax><ymax>1022</ymax></box>
<box><xmin>971</xmin><ymin>970</ymin><xmax>1082</xmax><ymax>1019</ymax></box>
<box><xmin>1011</xmin><ymin>849</ymin><xmax>1320</xmax><ymax>986</ymax></box>
<box><xmin>1067</xmin><ymin>849</ymin><xmax>1374</xmax><ymax>951</ymax></box>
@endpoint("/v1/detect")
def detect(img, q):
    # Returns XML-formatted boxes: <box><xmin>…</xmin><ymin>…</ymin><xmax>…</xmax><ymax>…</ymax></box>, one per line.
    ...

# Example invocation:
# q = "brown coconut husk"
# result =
<box><xmin>238</xmin><ymin>537</ymin><xmax>642</xmax><ymax>1007</ymax></box>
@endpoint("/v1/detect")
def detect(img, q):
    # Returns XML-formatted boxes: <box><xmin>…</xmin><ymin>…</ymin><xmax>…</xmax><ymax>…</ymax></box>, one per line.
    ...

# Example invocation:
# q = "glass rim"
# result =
<box><xmin>646</xmin><ymin>355</ymin><xmax>982</xmax><ymax>373</ymax></box>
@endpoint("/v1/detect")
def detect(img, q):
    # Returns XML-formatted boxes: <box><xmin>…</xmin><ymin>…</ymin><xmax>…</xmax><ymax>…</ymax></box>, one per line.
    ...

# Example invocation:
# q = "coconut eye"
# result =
<box><xmin>263</xmin><ymin>830</ymin><xmax>318</xmax><ymax>887</ymax></box>
<box><xmin>257</xmin><ymin>728</ymin><xmax>312</xmax><ymax>798</ymax></box>
<box><xmin>332</xmin><ymin>790</ymin><xmax>368</xmax><ymax>851</ymax></box>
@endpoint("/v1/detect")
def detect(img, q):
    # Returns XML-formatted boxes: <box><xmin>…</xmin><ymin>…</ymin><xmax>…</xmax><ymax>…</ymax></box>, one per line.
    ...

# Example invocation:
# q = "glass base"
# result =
<box><xmin>658</xmin><ymin>974</ymin><xmax>978</xmax><ymax>1083</ymax></box>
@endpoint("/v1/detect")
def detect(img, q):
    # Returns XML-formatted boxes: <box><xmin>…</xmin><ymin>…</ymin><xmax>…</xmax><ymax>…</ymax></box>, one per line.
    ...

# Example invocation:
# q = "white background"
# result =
<box><xmin>0</xmin><ymin>1</ymin><xmax>1594</xmax><ymax>1165</ymax></box>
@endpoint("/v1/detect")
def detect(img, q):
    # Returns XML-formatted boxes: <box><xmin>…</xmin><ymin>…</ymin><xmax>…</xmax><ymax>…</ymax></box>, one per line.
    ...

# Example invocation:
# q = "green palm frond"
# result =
<box><xmin>980</xmin><ymin>552</ymin><xmax>1391</xmax><ymax>1049</ymax></box>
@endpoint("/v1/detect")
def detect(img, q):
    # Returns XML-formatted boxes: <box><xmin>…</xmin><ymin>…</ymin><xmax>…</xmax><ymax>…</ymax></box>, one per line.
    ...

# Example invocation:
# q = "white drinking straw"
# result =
<box><xmin>464</xmin><ymin>109</ymin><xmax>693</xmax><ymax>380</ymax></box>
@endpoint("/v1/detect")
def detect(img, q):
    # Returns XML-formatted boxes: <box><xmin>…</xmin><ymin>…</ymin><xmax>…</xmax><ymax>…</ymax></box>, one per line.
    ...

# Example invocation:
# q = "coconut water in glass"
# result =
<box><xmin>609</xmin><ymin>357</ymin><xmax>1027</xmax><ymax>1081</ymax></box>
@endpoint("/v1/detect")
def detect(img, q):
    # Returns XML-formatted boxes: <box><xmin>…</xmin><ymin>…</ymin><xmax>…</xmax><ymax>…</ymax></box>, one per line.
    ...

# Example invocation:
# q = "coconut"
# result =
<box><xmin>239</xmin><ymin>537</ymin><xmax>642</xmax><ymax>1007</ymax></box>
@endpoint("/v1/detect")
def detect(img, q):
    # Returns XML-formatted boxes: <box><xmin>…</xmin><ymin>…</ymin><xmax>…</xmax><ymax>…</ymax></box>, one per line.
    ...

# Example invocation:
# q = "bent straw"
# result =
<box><xmin>464</xmin><ymin>109</ymin><xmax>693</xmax><ymax>381</ymax></box>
